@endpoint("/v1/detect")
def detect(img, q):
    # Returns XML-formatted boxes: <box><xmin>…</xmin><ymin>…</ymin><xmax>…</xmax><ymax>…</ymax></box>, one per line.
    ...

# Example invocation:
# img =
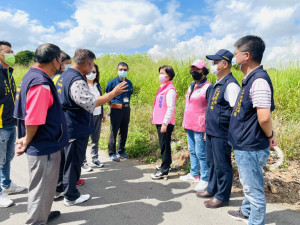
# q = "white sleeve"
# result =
<box><xmin>224</xmin><ymin>82</ymin><xmax>241</xmax><ymax>107</ymax></box>
<box><xmin>163</xmin><ymin>89</ymin><xmax>176</xmax><ymax>125</ymax></box>
<box><xmin>70</xmin><ymin>80</ymin><xmax>97</xmax><ymax>113</ymax></box>
<box><xmin>250</xmin><ymin>78</ymin><xmax>271</xmax><ymax>108</ymax></box>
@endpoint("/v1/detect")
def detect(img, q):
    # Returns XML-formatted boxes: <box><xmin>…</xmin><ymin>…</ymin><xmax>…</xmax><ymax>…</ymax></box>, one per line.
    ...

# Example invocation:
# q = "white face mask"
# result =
<box><xmin>210</xmin><ymin>64</ymin><xmax>219</xmax><ymax>76</ymax></box>
<box><xmin>86</xmin><ymin>72</ymin><xmax>96</xmax><ymax>81</ymax></box>
<box><xmin>64</xmin><ymin>64</ymin><xmax>71</xmax><ymax>71</ymax></box>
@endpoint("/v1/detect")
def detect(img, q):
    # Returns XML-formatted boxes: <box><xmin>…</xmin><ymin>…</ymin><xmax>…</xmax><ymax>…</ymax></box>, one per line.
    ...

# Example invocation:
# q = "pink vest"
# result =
<box><xmin>182</xmin><ymin>80</ymin><xmax>211</xmax><ymax>132</ymax></box>
<box><xmin>152</xmin><ymin>81</ymin><xmax>177</xmax><ymax>125</ymax></box>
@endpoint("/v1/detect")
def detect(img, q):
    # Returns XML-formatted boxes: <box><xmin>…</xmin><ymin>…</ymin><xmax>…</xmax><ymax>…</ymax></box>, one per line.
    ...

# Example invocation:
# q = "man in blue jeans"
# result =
<box><xmin>228</xmin><ymin>35</ymin><xmax>276</xmax><ymax>225</ymax></box>
<box><xmin>0</xmin><ymin>41</ymin><xmax>26</xmax><ymax>208</ymax></box>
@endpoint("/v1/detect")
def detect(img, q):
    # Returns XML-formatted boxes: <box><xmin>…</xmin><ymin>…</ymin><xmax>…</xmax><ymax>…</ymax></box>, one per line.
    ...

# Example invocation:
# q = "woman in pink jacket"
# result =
<box><xmin>151</xmin><ymin>65</ymin><xmax>177</xmax><ymax>180</ymax></box>
<box><xmin>180</xmin><ymin>60</ymin><xmax>211</xmax><ymax>192</ymax></box>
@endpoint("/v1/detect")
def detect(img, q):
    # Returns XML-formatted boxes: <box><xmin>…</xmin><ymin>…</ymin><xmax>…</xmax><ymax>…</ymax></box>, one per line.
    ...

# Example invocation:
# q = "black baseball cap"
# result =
<box><xmin>206</xmin><ymin>49</ymin><xmax>234</xmax><ymax>63</ymax></box>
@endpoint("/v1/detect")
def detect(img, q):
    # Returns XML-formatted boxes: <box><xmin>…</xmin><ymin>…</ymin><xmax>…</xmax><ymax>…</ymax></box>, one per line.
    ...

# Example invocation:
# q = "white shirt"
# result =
<box><xmin>215</xmin><ymin>76</ymin><xmax>241</xmax><ymax>107</ymax></box>
<box><xmin>88</xmin><ymin>83</ymin><xmax>102</xmax><ymax>116</ymax></box>
<box><xmin>224</xmin><ymin>83</ymin><xmax>241</xmax><ymax>107</ymax></box>
<box><xmin>160</xmin><ymin>83</ymin><xmax>176</xmax><ymax>125</ymax></box>
<box><xmin>70</xmin><ymin>80</ymin><xmax>97</xmax><ymax>114</ymax></box>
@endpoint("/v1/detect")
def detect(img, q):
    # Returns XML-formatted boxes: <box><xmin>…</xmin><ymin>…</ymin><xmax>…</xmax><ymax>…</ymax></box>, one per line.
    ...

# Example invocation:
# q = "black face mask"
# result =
<box><xmin>53</xmin><ymin>61</ymin><xmax>62</xmax><ymax>75</ymax></box>
<box><xmin>56</xmin><ymin>65</ymin><xmax>62</xmax><ymax>75</ymax></box>
<box><xmin>190</xmin><ymin>70</ymin><xmax>203</xmax><ymax>80</ymax></box>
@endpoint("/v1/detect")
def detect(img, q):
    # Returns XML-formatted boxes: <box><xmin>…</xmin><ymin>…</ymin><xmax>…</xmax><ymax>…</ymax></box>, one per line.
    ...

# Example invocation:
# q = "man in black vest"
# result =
<box><xmin>196</xmin><ymin>49</ymin><xmax>240</xmax><ymax>209</ymax></box>
<box><xmin>227</xmin><ymin>36</ymin><xmax>275</xmax><ymax>225</ymax></box>
<box><xmin>56</xmin><ymin>49</ymin><xmax>128</xmax><ymax>206</ymax></box>
<box><xmin>0</xmin><ymin>41</ymin><xmax>26</xmax><ymax>208</ymax></box>
<box><xmin>14</xmin><ymin>43</ymin><xmax>69</xmax><ymax>224</ymax></box>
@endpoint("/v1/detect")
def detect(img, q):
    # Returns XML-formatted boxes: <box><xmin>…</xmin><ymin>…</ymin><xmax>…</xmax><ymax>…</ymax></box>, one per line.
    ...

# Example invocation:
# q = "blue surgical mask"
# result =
<box><xmin>64</xmin><ymin>64</ymin><xmax>71</xmax><ymax>71</ymax></box>
<box><xmin>231</xmin><ymin>57</ymin><xmax>237</xmax><ymax>66</ymax></box>
<box><xmin>232</xmin><ymin>56</ymin><xmax>245</xmax><ymax>71</ymax></box>
<box><xmin>118</xmin><ymin>70</ymin><xmax>127</xmax><ymax>78</ymax></box>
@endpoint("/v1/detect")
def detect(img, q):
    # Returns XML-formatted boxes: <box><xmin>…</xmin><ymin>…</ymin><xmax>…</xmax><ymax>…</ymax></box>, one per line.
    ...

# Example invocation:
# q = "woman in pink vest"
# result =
<box><xmin>151</xmin><ymin>65</ymin><xmax>177</xmax><ymax>180</ymax></box>
<box><xmin>180</xmin><ymin>59</ymin><xmax>211</xmax><ymax>192</ymax></box>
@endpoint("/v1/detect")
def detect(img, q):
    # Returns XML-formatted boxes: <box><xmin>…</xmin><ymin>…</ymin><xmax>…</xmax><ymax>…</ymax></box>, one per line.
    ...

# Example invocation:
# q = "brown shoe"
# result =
<box><xmin>204</xmin><ymin>197</ymin><xmax>229</xmax><ymax>208</ymax></box>
<box><xmin>196</xmin><ymin>190</ymin><xmax>212</xmax><ymax>198</ymax></box>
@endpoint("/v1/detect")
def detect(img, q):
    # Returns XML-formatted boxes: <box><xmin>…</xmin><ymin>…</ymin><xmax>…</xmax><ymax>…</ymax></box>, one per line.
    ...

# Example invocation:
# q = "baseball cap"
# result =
<box><xmin>206</xmin><ymin>49</ymin><xmax>234</xmax><ymax>63</ymax></box>
<box><xmin>189</xmin><ymin>59</ymin><xmax>207</xmax><ymax>69</ymax></box>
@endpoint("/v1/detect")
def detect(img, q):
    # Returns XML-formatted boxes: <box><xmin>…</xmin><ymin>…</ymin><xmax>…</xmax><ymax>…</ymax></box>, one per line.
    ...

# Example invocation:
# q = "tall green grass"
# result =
<box><xmin>12</xmin><ymin>54</ymin><xmax>300</xmax><ymax>160</ymax></box>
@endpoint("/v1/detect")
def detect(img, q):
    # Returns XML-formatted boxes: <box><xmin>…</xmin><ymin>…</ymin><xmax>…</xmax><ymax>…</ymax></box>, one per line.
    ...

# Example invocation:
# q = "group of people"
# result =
<box><xmin>150</xmin><ymin>35</ymin><xmax>275</xmax><ymax>225</ymax></box>
<box><xmin>0</xmin><ymin>34</ymin><xmax>275</xmax><ymax>225</ymax></box>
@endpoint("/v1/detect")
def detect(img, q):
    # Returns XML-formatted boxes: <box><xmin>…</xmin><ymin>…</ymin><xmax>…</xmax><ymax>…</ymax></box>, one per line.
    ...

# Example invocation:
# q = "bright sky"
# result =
<box><xmin>0</xmin><ymin>0</ymin><xmax>299</xmax><ymax>66</ymax></box>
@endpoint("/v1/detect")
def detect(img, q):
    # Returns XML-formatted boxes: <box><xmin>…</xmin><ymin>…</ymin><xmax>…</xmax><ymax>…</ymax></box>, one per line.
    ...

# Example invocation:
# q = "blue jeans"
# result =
<box><xmin>0</xmin><ymin>127</ymin><xmax>16</xmax><ymax>192</ymax></box>
<box><xmin>234</xmin><ymin>148</ymin><xmax>269</xmax><ymax>225</ymax></box>
<box><xmin>186</xmin><ymin>130</ymin><xmax>208</xmax><ymax>180</ymax></box>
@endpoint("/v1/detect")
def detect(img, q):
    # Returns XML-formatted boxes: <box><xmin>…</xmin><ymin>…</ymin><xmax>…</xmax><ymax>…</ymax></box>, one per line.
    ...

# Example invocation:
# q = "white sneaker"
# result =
<box><xmin>194</xmin><ymin>180</ymin><xmax>208</xmax><ymax>192</ymax></box>
<box><xmin>64</xmin><ymin>194</ymin><xmax>90</xmax><ymax>207</ymax></box>
<box><xmin>179</xmin><ymin>173</ymin><xmax>200</xmax><ymax>183</ymax></box>
<box><xmin>2</xmin><ymin>182</ymin><xmax>26</xmax><ymax>195</ymax></box>
<box><xmin>0</xmin><ymin>193</ymin><xmax>13</xmax><ymax>207</ymax></box>
<box><xmin>81</xmin><ymin>163</ymin><xmax>93</xmax><ymax>172</ymax></box>
<box><xmin>54</xmin><ymin>192</ymin><xmax>64</xmax><ymax>199</ymax></box>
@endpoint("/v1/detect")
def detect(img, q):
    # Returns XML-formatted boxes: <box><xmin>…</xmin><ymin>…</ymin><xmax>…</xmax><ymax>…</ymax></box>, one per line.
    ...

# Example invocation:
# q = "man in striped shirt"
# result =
<box><xmin>227</xmin><ymin>35</ymin><xmax>276</xmax><ymax>225</ymax></box>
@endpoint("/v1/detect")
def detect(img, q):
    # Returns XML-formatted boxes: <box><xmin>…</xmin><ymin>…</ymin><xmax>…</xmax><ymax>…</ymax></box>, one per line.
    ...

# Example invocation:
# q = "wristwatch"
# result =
<box><xmin>267</xmin><ymin>131</ymin><xmax>274</xmax><ymax>139</ymax></box>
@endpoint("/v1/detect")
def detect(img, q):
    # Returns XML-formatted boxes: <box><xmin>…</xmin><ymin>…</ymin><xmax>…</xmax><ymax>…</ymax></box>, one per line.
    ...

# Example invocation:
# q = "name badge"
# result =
<box><xmin>123</xmin><ymin>97</ymin><xmax>129</xmax><ymax>103</ymax></box>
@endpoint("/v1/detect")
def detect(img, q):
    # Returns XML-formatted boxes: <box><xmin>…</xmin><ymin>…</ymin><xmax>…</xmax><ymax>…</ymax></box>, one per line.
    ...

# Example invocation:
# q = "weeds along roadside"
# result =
<box><xmin>12</xmin><ymin>54</ymin><xmax>300</xmax><ymax>161</ymax></box>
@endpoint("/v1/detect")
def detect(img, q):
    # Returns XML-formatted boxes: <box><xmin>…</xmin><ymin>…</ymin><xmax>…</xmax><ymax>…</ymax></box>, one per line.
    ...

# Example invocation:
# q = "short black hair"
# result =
<box><xmin>202</xmin><ymin>67</ymin><xmax>209</xmax><ymax>76</ymax></box>
<box><xmin>0</xmin><ymin>41</ymin><xmax>11</xmax><ymax>49</ymax></box>
<box><xmin>234</xmin><ymin>35</ymin><xmax>265</xmax><ymax>64</ymax></box>
<box><xmin>159</xmin><ymin>65</ymin><xmax>175</xmax><ymax>81</ymax></box>
<box><xmin>117</xmin><ymin>62</ymin><xmax>129</xmax><ymax>70</ymax></box>
<box><xmin>61</xmin><ymin>51</ymin><xmax>71</xmax><ymax>62</ymax></box>
<box><xmin>73</xmin><ymin>49</ymin><xmax>96</xmax><ymax>64</ymax></box>
<box><xmin>34</xmin><ymin>43</ymin><xmax>61</xmax><ymax>63</ymax></box>
<box><xmin>94</xmin><ymin>64</ymin><xmax>100</xmax><ymax>84</ymax></box>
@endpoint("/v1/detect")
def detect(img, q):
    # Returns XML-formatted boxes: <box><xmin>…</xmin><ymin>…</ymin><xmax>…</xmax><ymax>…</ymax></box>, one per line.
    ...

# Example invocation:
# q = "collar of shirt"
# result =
<box><xmin>191</xmin><ymin>77</ymin><xmax>207</xmax><ymax>88</ymax></box>
<box><xmin>32</xmin><ymin>66</ymin><xmax>49</xmax><ymax>76</ymax></box>
<box><xmin>117</xmin><ymin>76</ymin><xmax>126</xmax><ymax>82</ymax></box>
<box><xmin>243</xmin><ymin>65</ymin><xmax>262</xmax><ymax>81</ymax></box>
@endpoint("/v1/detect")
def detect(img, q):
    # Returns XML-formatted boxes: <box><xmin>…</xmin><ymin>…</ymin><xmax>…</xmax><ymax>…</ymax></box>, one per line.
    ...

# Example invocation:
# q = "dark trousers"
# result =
<box><xmin>108</xmin><ymin>107</ymin><xmax>130</xmax><ymax>156</ymax></box>
<box><xmin>206</xmin><ymin>134</ymin><xmax>233</xmax><ymax>202</ymax></box>
<box><xmin>156</xmin><ymin>124</ymin><xmax>174</xmax><ymax>175</ymax></box>
<box><xmin>57</xmin><ymin>136</ymin><xmax>89</xmax><ymax>201</ymax></box>
<box><xmin>83</xmin><ymin>115</ymin><xmax>102</xmax><ymax>163</ymax></box>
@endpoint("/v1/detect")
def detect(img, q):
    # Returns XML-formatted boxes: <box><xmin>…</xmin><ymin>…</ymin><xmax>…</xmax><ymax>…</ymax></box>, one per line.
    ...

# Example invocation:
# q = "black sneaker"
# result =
<box><xmin>150</xmin><ymin>171</ymin><xmax>167</xmax><ymax>180</ymax></box>
<box><xmin>47</xmin><ymin>211</ymin><xmax>60</xmax><ymax>223</ymax></box>
<box><xmin>228</xmin><ymin>210</ymin><xmax>249</xmax><ymax>224</ymax></box>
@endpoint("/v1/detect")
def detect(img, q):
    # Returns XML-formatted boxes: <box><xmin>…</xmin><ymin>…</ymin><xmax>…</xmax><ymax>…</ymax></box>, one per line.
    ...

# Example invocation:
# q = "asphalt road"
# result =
<box><xmin>1</xmin><ymin>147</ymin><xmax>299</xmax><ymax>225</ymax></box>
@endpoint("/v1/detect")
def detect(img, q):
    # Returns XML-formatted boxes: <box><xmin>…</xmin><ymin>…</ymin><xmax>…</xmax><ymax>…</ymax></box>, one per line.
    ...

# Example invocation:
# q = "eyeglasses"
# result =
<box><xmin>119</xmin><ymin>69</ymin><xmax>128</xmax><ymax>72</ymax></box>
<box><xmin>234</xmin><ymin>51</ymin><xmax>247</xmax><ymax>56</ymax></box>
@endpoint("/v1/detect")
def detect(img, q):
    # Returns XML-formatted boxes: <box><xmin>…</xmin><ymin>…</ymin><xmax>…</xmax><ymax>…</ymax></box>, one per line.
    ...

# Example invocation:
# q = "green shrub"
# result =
<box><xmin>15</xmin><ymin>50</ymin><xmax>34</xmax><ymax>66</ymax></box>
<box><xmin>12</xmin><ymin>55</ymin><xmax>300</xmax><ymax>161</ymax></box>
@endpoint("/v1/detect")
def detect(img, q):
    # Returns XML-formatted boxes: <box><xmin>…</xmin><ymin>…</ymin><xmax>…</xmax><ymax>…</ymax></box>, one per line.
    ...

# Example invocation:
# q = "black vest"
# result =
<box><xmin>205</xmin><ymin>73</ymin><xmax>240</xmax><ymax>138</ymax></box>
<box><xmin>228</xmin><ymin>66</ymin><xmax>275</xmax><ymax>151</ymax></box>
<box><xmin>13</xmin><ymin>67</ymin><xmax>69</xmax><ymax>156</ymax></box>
<box><xmin>0</xmin><ymin>65</ymin><xmax>16</xmax><ymax>128</ymax></box>
<box><xmin>56</xmin><ymin>68</ymin><xmax>94</xmax><ymax>139</ymax></box>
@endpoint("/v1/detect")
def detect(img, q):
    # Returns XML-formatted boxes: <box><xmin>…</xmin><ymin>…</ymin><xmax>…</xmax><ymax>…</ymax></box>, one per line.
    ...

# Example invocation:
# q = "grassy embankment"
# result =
<box><xmin>12</xmin><ymin>54</ymin><xmax>300</xmax><ymax>163</ymax></box>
